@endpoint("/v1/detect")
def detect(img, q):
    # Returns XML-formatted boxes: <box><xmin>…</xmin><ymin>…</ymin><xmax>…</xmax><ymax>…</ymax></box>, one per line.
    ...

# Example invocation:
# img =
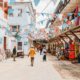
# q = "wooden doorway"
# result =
<box><xmin>4</xmin><ymin>37</ymin><xmax>7</xmax><ymax>50</ymax></box>
<box><xmin>18</xmin><ymin>42</ymin><xmax>22</xmax><ymax>50</ymax></box>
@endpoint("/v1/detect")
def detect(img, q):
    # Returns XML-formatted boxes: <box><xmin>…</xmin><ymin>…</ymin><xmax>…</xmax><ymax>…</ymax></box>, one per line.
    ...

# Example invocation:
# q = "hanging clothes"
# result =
<box><xmin>69</xmin><ymin>43</ymin><xmax>75</xmax><ymax>59</ymax></box>
<box><xmin>66</xmin><ymin>20</ymin><xmax>72</xmax><ymax>25</ymax></box>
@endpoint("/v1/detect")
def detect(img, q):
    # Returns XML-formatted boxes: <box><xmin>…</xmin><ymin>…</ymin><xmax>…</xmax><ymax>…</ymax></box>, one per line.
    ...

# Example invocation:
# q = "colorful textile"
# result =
<box><xmin>66</xmin><ymin>20</ymin><xmax>72</xmax><ymax>25</ymax></box>
<box><xmin>69</xmin><ymin>44</ymin><xmax>75</xmax><ymax>59</ymax></box>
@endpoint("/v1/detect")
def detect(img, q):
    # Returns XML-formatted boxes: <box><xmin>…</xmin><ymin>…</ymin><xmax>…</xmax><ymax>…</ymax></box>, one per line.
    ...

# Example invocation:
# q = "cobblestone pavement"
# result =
<box><xmin>48</xmin><ymin>54</ymin><xmax>80</xmax><ymax>80</ymax></box>
<box><xmin>0</xmin><ymin>53</ymin><xmax>63</xmax><ymax>80</ymax></box>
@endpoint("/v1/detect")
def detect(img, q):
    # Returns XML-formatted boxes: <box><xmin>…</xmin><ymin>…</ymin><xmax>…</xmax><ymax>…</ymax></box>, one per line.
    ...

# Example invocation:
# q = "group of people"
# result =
<box><xmin>12</xmin><ymin>45</ymin><xmax>47</xmax><ymax>67</ymax></box>
<box><xmin>28</xmin><ymin>45</ymin><xmax>47</xmax><ymax>67</ymax></box>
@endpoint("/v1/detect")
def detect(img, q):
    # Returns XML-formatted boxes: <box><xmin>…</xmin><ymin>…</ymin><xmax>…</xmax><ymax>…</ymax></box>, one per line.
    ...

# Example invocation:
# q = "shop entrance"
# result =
<box><xmin>4</xmin><ymin>37</ymin><xmax>7</xmax><ymax>50</ymax></box>
<box><xmin>18</xmin><ymin>42</ymin><xmax>22</xmax><ymax>50</ymax></box>
<box><xmin>17</xmin><ymin>42</ymin><xmax>23</xmax><ymax>56</ymax></box>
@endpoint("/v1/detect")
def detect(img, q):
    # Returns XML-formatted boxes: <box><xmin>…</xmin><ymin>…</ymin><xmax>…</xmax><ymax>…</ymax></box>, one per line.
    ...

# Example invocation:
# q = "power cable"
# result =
<box><xmin>36</xmin><ymin>0</ymin><xmax>52</xmax><ymax>19</ymax></box>
<box><xmin>28</xmin><ymin>0</ymin><xmax>53</xmax><ymax>19</ymax></box>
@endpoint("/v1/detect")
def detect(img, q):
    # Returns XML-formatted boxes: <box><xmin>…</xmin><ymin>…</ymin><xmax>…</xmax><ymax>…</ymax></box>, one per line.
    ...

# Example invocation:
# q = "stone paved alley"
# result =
<box><xmin>0</xmin><ymin>54</ymin><xmax>63</xmax><ymax>80</ymax></box>
<box><xmin>48</xmin><ymin>55</ymin><xmax>80</xmax><ymax>80</ymax></box>
<box><xmin>0</xmin><ymin>53</ymin><xmax>80</xmax><ymax>80</ymax></box>
<box><xmin>0</xmin><ymin>0</ymin><xmax>80</xmax><ymax>80</ymax></box>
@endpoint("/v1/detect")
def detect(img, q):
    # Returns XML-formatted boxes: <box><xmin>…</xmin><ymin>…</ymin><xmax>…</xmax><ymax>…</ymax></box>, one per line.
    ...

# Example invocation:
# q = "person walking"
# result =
<box><xmin>13</xmin><ymin>46</ymin><xmax>17</xmax><ymax>61</ymax></box>
<box><xmin>42</xmin><ymin>46</ymin><xmax>47</xmax><ymax>61</ymax></box>
<box><xmin>28</xmin><ymin>45</ymin><xmax>36</xmax><ymax>66</ymax></box>
<box><xmin>40</xmin><ymin>46</ymin><xmax>43</xmax><ymax>55</ymax></box>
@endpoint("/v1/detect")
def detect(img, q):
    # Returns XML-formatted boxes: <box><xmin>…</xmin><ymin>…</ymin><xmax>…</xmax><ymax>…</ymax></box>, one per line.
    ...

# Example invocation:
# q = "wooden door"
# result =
<box><xmin>4</xmin><ymin>37</ymin><xmax>6</xmax><ymax>50</ymax></box>
<box><xmin>18</xmin><ymin>42</ymin><xmax>22</xmax><ymax>50</ymax></box>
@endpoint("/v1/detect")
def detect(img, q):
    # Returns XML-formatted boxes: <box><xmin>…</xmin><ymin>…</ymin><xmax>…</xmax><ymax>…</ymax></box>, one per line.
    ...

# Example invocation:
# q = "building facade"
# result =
<box><xmin>8</xmin><ymin>2</ymin><xmax>36</xmax><ymax>54</ymax></box>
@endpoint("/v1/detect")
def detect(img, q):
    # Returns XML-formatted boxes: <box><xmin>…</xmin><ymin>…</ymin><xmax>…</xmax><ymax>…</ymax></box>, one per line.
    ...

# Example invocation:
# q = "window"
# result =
<box><xmin>11</xmin><ymin>25</ymin><xmax>20</xmax><ymax>32</ymax></box>
<box><xmin>4</xmin><ymin>2</ymin><xmax>8</xmax><ymax>14</ymax></box>
<box><xmin>12</xmin><ymin>26</ymin><xmax>17</xmax><ymax>32</ymax></box>
<box><xmin>4</xmin><ymin>2</ymin><xmax>7</xmax><ymax>7</ymax></box>
<box><xmin>8</xmin><ymin>6</ymin><xmax>14</xmax><ymax>16</ymax></box>
<box><xmin>0</xmin><ymin>2</ymin><xmax>3</xmax><ymax>8</ymax></box>
<box><xmin>18</xmin><ymin>42</ymin><xmax>22</xmax><ymax>50</ymax></box>
<box><xmin>18</xmin><ymin>9</ymin><xmax>22</xmax><ymax>16</ymax></box>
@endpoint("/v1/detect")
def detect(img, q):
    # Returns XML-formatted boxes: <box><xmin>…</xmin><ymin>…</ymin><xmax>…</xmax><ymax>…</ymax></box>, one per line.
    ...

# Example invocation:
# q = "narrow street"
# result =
<box><xmin>0</xmin><ymin>0</ymin><xmax>80</xmax><ymax>80</ymax></box>
<box><xmin>0</xmin><ymin>52</ymin><xmax>80</xmax><ymax>80</ymax></box>
<box><xmin>0</xmin><ymin>53</ymin><xmax>63</xmax><ymax>80</ymax></box>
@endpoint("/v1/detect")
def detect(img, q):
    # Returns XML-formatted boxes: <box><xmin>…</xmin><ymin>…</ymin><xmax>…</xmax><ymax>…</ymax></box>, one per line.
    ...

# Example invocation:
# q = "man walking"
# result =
<box><xmin>28</xmin><ymin>45</ymin><xmax>36</xmax><ymax>66</ymax></box>
<box><xmin>13</xmin><ymin>46</ymin><xmax>17</xmax><ymax>61</ymax></box>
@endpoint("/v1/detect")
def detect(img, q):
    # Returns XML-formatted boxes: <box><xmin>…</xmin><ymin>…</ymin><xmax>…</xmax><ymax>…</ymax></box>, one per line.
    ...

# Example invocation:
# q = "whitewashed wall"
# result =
<box><xmin>8</xmin><ymin>3</ymin><xmax>31</xmax><ymax>26</ymax></box>
<box><xmin>8</xmin><ymin>2</ymin><xmax>35</xmax><ymax>54</ymax></box>
<box><xmin>0</xmin><ymin>8</ymin><xmax>6</xmax><ymax>49</ymax></box>
<box><xmin>7</xmin><ymin>37</ymin><xmax>17</xmax><ymax>52</ymax></box>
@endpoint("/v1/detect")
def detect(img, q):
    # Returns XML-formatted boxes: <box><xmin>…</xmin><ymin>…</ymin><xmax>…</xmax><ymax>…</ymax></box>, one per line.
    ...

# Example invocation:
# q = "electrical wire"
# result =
<box><xmin>36</xmin><ymin>0</ymin><xmax>52</xmax><ymax>18</ymax></box>
<box><xmin>29</xmin><ymin>0</ymin><xmax>53</xmax><ymax>18</ymax></box>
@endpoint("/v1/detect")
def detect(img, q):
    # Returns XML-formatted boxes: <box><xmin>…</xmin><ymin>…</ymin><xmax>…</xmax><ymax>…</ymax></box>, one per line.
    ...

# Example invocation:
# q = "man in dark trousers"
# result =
<box><xmin>13</xmin><ymin>46</ymin><xmax>17</xmax><ymax>61</ymax></box>
<box><xmin>28</xmin><ymin>45</ymin><xmax>36</xmax><ymax>66</ymax></box>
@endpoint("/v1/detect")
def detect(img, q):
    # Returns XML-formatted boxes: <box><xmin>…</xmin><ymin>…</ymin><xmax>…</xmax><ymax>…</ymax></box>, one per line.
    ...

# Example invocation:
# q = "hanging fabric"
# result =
<box><xmin>69</xmin><ymin>42</ymin><xmax>75</xmax><ymax>59</ymax></box>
